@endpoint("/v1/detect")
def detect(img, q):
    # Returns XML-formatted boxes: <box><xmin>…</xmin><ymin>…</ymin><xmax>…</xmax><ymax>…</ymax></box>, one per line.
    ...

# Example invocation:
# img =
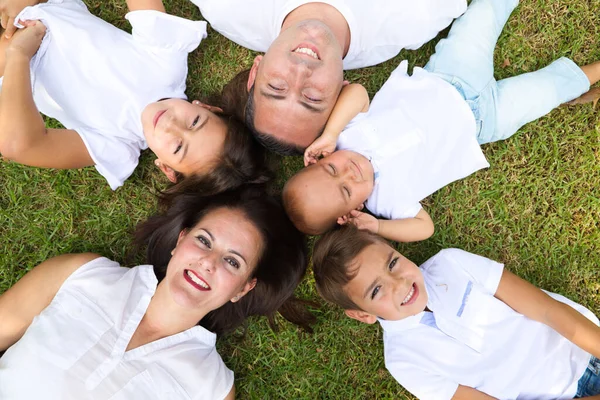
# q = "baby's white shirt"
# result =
<box><xmin>9</xmin><ymin>0</ymin><xmax>206</xmax><ymax>189</ymax></box>
<box><xmin>380</xmin><ymin>249</ymin><xmax>596</xmax><ymax>400</ymax></box>
<box><xmin>337</xmin><ymin>60</ymin><xmax>490</xmax><ymax>220</ymax></box>
<box><xmin>191</xmin><ymin>0</ymin><xmax>467</xmax><ymax>70</ymax></box>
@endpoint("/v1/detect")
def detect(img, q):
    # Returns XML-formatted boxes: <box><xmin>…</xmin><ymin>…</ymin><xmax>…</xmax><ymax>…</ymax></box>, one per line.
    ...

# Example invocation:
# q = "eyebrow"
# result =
<box><xmin>259</xmin><ymin>90</ymin><xmax>326</xmax><ymax>113</ymax></box>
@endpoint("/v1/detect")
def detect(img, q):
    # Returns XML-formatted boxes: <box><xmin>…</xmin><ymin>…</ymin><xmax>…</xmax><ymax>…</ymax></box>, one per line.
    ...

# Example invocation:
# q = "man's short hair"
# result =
<box><xmin>245</xmin><ymin>85</ymin><xmax>308</xmax><ymax>156</ymax></box>
<box><xmin>312</xmin><ymin>225</ymin><xmax>386</xmax><ymax>310</ymax></box>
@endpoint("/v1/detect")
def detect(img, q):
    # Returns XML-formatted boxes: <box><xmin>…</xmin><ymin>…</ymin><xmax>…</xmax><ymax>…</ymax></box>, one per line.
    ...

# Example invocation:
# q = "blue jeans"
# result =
<box><xmin>576</xmin><ymin>356</ymin><xmax>600</xmax><ymax>397</ymax></box>
<box><xmin>423</xmin><ymin>0</ymin><xmax>590</xmax><ymax>144</ymax></box>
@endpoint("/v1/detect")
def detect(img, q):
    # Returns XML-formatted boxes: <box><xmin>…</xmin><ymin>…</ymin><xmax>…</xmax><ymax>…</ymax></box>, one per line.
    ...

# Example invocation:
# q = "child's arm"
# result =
<box><xmin>303</xmin><ymin>83</ymin><xmax>369</xmax><ymax>166</ymax></box>
<box><xmin>126</xmin><ymin>0</ymin><xmax>165</xmax><ymax>13</ymax></box>
<box><xmin>0</xmin><ymin>253</ymin><xmax>100</xmax><ymax>350</ymax></box>
<box><xmin>0</xmin><ymin>0</ymin><xmax>45</xmax><ymax>38</ymax></box>
<box><xmin>495</xmin><ymin>268</ymin><xmax>600</xmax><ymax>359</ymax></box>
<box><xmin>0</xmin><ymin>21</ymin><xmax>93</xmax><ymax>168</ymax></box>
<box><xmin>338</xmin><ymin>208</ymin><xmax>435</xmax><ymax>242</ymax></box>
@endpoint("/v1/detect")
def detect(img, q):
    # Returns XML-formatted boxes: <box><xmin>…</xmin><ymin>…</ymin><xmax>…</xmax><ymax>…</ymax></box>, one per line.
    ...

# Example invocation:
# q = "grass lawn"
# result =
<box><xmin>1</xmin><ymin>0</ymin><xmax>600</xmax><ymax>398</ymax></box>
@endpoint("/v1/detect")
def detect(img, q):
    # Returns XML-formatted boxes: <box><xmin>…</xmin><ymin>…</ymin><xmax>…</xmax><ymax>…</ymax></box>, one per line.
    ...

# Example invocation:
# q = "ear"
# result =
<box><xmin>345</xmin><ymin>309</ymin><xmax>377</xmax><ymax>324</ymax></box>
<box><xmin>155</xmin><ymin>159</ymin><xmax>178</xmax><ymax>183</ymax></box>
<box><xmin>192</xmin><ymin>100</ymin><xmax>223</xmax><ymax>114</ymax></box>
<box><xmin>231</xmin><ymin>278</ymin><xmax>257</xmax><ymax>302</ymax></box>
<box><xmin>247</xmin><ymin>55</ymin><xmax>263</xmax><ymax>92</ymax></box>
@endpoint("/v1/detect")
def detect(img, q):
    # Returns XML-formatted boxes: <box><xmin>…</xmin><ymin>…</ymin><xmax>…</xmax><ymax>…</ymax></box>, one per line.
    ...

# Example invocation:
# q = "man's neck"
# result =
<box><xmin>281</xmin><ymin>2</ymin><xmax>351</xmax><ymax>57</ymax></box>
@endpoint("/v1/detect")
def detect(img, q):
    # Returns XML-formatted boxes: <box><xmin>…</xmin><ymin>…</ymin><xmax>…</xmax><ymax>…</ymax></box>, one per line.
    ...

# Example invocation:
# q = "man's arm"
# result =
<box><xmin>495</xmin><ymin>268</ymin><xmax>600</xmax><ymax>359</ymax></box>
<box><xmin>0</xmin><ymin>253</ymin><xmax>100</xmax><ymax>350</ymax></box>
<box><xmin>0</xmin><ymin>21</ymin><xmax>94</xmax><ymax>168</ymax></box>
<box><xmin>304</xmin><ymin>83</ymin><xmax>369</xmax><ymax>166</ymax></box>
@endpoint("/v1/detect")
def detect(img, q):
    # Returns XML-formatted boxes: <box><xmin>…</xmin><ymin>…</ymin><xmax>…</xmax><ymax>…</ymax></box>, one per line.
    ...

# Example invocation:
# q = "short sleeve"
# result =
<box><xmin>389</xmin><ymin>202</ymin><xmax>422</xmax><ymax>220</ymax></box>
<box><xmin>125</xmin><ymin>10</ymin><xmax>207</xmax><ymax>53</ymax></box>
<box><xmin>75</xmin><ymin>127</ymin><xmax>143</xmax><ymax>190</ymax></box>
<box><xmin>385</xmin><ymin>349</ymin><xmax>458</xmax><ymax>400</ymax></box>
<box><xmin>438</xmin><ymin>249</ymin><xmax>505</xmax><ymax>295</ymax></box>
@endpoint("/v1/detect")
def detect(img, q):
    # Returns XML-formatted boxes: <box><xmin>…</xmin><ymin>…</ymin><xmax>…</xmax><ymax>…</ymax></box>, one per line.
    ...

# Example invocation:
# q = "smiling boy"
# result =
<box><xmin>312</xmin><ymin>226</ymin><xmax>600</xmax><ymax>399</ymax></box>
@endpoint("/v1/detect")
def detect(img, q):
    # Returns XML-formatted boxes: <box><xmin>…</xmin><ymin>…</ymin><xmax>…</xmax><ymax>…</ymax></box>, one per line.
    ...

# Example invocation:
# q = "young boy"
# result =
<box><xmin>282</xmin><ymin>0</ymin><xmax>600</xmax><ymax>240</ymax></box>
<box><xmin>312</xmin><ymin>225</ymin><xmax>600</xmax><ymax>399</ymax></box>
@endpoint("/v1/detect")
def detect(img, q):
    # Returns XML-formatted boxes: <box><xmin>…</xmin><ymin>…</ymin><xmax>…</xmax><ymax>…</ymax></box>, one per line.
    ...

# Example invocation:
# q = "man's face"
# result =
<box><xmin>248</xmin><ymin>20</ymin><xmax>345</xmax><ymax>149</ymax></box>
<box><xmin>344</xmin><ymin>241</ymin><xmax>428</xmax><ymax>322</ymax></box>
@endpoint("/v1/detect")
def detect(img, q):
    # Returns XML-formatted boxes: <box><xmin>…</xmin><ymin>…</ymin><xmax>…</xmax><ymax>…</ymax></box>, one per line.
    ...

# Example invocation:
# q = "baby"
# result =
<box><xmin>0</xmin><ymin>0</ymin><xmax>267</xmax><ymax>191</ymax></box>
<box><xmin>312</xmin><ymin>225</ymin><xmax>600</xmax><ymax>399</ymax></box>
<box><xmin>283</xmin><ymin>0</ymin><xmax>600</xmax><ymax>240</ymax></box>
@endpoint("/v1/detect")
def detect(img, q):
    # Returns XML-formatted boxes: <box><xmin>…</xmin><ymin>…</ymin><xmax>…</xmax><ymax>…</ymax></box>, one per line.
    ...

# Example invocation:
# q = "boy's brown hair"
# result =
<box><xmin>312</xmin><ymin>225</ymin><xmax>386</xmax><ymax>310</ymax></box>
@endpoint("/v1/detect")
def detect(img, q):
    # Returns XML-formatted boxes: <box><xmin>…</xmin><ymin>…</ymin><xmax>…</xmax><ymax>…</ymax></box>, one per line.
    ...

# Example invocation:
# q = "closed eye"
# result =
<box><xmin>343</xmin><ymin>186</ymin><xmax>351</xmax><ymax>198</ymax></box>
<box><xmin>304</xmin><ymin>94</ymin><xmax>321</xmax><ymax>102</ymax></box>
<box><xmin>328</xmin><ymin>164</ymin><xmax>337</xmax><ymax>175</ymax></box>
<box><xmin>389</xmin><ymin>257</ymin><xmax>398</xmax><ymax>271</ymax></box>
<box><xmin>268</xmin><ymin>84</ymin><xmax>283</xmax><ymax>91</ymax></box>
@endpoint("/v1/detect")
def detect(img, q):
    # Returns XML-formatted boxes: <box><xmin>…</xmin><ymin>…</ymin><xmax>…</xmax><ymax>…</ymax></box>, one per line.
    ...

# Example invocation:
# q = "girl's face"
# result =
<box><xmin>165</xmin><ymin>207</ymin><xmax>264</xmax><ymax>312</ymax></box>
<box><xmin>142</xmin><ymin>99</ymin><xmax>227</xmax><ymax>182</ymax></box>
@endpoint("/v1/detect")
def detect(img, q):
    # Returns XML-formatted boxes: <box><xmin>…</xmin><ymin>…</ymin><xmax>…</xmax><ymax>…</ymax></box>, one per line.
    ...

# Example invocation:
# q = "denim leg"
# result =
<box><xmin>477</xmin><ymin>57</ymin><xmax>590</xmax><ymax>144</ymax></box>
<box><xmin>424</xmin><ymin>0</ymin><xmax>519</xmax><ymax>92</ymax></box>
<box><xmin>576</xmin><ymin>356</ymin><xmax>600</xmax><ymax>397</ymax></box>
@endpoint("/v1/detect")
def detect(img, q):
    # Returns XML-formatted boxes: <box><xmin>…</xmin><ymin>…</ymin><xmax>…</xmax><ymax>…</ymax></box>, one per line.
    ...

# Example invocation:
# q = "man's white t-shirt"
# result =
<box><xmin>0</xmin><ymin>257</ymin><xmax>234</xmax><ymax>400</ymax></box>
<box><xmin>336</xmin><ymin>60</ymin><xmax>490</xmax><ymax>220</ymax></box>
<box><xmin>191</xmin><ymin>0</ymin><xmax>467</xmax><ymax>69</ymax></box>
<box><xmin>380</xmin><ymin>249</ymin><xmax>596</xmax><ymax>400</ymax></box>
<box><xmin>6</xmin><ymin>0</ymin><xmax>206</xmax><ymax>189</ymax></box>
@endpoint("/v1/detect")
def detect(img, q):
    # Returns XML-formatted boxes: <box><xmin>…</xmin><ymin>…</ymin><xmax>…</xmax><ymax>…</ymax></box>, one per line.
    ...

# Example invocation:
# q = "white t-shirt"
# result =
<box><xmin>380</xmin><ymin>249</ymin><xmax>596</xmax><ymax>400</ymax></box>
<box><xmin>191</xmin><ymin>0</ymin><xmax>467</xmax><ymax>69</ymax></box>
<box><xmin>6</xmin><ymin>0</ymin><xmax>206</xmax><ymax>189</ymax></box>
<box><xmin>0</xmin><ymin>257</ymin><xmax>234</xmax><ymax>400</ymax></box>
<box><xmin>337</xmin><ymin>60</ymin><xmax>490</xmax><ymax>220</ymax></box>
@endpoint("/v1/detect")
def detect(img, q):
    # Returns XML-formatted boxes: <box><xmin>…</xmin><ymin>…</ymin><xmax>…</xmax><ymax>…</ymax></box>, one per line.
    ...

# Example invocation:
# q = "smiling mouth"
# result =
<box><xmin>292</xmin><ymin>43</ymin><xmax>320</xmax><ymax>60</ymax></box>
<box><xmin>401</xmin><ymin>283</ymin><xmax>418</xmax><ymax>306</ymax></box>
<box><xmin>183</xmin><ymin>269</ymin><xmax>211</xmax><ymax>291</ymax></box>
<box><xmin>153</xmin><ymin>110</ymin><xmax>167</xmax><ymax>128</ymax></box>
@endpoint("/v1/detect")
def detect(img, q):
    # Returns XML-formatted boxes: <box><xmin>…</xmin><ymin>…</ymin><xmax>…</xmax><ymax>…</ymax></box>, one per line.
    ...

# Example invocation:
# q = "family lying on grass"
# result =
<box><xmin>0</xmin><ymin>0</ymin><xmax>599</xmax><ymax>398</ymax></box>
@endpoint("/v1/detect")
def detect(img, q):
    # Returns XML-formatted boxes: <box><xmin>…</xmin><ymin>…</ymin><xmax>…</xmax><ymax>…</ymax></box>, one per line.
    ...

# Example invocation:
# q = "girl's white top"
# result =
<box><xmin>7</xmin><ymin>0</ymin><xmax>206</xmax><ymax>189</ymax></box>
<box><xmin>0</xmin><ymin>257</ymin><xmax>234</xmax><ymax>400</ymax></box>
<box><xmin>379</xmin><ymin>249</ymin><xmax>596</xmax><ymax>400</ymax></box>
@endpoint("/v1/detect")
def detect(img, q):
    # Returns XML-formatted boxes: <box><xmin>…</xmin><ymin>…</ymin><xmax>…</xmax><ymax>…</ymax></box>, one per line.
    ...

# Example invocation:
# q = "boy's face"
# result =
<box><xmin>344</xmin><ymin>241</ymin><xmax>428</xmax><ymax>323</ymax></box>
<box><xmin>288</xmin><ymin>150</ymin><xmax>374</xmax><ymax>231</ymax></box>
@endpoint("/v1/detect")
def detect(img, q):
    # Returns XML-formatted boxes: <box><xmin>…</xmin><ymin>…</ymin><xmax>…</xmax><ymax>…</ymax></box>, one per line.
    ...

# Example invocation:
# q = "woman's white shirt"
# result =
<box><xmin>0</xmin><ymin>257</ymin><xmax>234</xmax><ymax>400</ymax></box>
<box><xmin>4</xmin><ymin>0</ymin><xmax>206</xmax><ymax>189</ymax></box>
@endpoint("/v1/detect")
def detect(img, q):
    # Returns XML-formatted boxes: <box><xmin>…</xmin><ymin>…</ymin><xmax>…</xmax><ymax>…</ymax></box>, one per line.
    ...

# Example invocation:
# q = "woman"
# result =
<box><xmin>0</xmin><ymin>183</ymin><xmax>309</xmax><ymax>399</ymax></box>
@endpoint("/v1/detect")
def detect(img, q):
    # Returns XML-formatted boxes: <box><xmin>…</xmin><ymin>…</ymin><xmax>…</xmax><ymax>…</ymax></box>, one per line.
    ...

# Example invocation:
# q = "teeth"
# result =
<box><xmin>186</xmin><ymin>270</ymin><xmax>209</xmax><ymax>289</ymax></box>
<box><xmin>293</xmin><ymin>47</ymin><xmax>319</xmax><ymax>59</ymax></box>
<box><xmin>401</xmin><ymin>285</ymin><xmax>415</xmax><ymax>305</ymax></box>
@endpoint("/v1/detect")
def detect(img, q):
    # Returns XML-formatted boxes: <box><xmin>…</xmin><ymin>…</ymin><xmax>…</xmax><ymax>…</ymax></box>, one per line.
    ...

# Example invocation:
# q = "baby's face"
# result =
<box><xmin>288</xmin><ymin>150</ymin><xmax>374</xmax><ymax>231</ymax></box>
<box><xmin>142</xmin><ymin>99</ymin><xmax>227</xmax><ymax>178</ymax></box>
<box><xmin>344</xmin><ymin>241</ymin><xmax>427</xmax><ymax>321</ymax></box>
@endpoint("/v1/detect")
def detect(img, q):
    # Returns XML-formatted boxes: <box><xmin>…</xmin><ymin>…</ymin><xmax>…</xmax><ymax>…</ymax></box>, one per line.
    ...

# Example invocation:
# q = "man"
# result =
<box><xmin>193</xmin><ymin>0</ymin><xmax>467</xmax><ymax>155</ymax></box>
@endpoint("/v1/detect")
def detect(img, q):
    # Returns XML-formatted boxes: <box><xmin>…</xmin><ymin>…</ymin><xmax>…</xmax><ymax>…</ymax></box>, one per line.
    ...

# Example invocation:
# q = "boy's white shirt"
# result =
<box><xmin>7</xmin><ymin>0</ymin><xmax>207</xmax><ymax>189</ymax></box>
<box><xmin>191</xmin><ymin>0</ymin><xmax>467</xmax><ymax>70</ymax></box>
<box><xmin>336</xmin><ymin>61</ymin><xmax>490</xmax><ymax>220</ymax></box>
<box><xmin>379</xmin><ymin>248</ymin><xmax>596</xmax><ymax>400</ymax></box>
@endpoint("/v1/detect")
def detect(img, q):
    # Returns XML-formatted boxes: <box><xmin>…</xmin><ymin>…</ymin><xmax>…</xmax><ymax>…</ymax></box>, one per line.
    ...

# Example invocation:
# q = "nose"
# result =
<box><xmin>198</xmin><ymin>253</ymin><xmax>218</xmax><ymax>274</ymax></box>
<box><xmin>161</xmin><ymin>114</ymin><xmax>185</xmax><ymax>137</ymax></box>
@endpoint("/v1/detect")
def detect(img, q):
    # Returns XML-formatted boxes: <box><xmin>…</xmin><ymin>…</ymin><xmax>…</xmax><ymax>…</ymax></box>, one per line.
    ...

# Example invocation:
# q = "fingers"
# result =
<box><xmin>336</xmin><ymin>215</ymin><xmax>348</xmax><ymax>225</ymax></box>
<box><xmin>4</xmin><ymin>17</ymin><xmax>16</xmax><ymax>38</ymax></box>
<box><xmin>1</xmin><ymin>13</ymin><xmax>7</xmax><ymax>29</ymax></box>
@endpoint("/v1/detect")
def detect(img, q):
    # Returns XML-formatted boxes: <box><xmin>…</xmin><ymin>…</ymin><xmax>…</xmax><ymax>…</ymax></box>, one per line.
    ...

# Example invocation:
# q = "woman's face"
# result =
<box><xmin>141</xmin><ymin>99</ymin><xmax>227</xmax><ymax>182</ymax></box>
<box><xmin>165</xmin><ymin>207</ymin><xmax>264</xmax><ymax>312</ymax></box>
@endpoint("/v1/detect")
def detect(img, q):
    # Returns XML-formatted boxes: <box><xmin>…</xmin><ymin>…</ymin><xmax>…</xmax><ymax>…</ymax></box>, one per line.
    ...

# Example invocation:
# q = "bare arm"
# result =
<box><xmin>304</xmin><ymin>83</ymin><xmax>369</xmax><ymax>166</ymax></box>
<box><xmin>377</xmin><ymin>208</ymin><xmax>434</xmax><ymax>242</ymax></box>
<box><xmin>495</xmin><ymin>269</ymin><xmax>600</xmax><ymax>359</ymax></box>
<box><xmin>0</xmin><ymin>22</ymin><xmax>93</xmax><ymax>168</ymax></box>
<box><xmin>452</xmin><ymin>385</ymin><xmax>497</xmax><ymax>400</ymax></box>
<box><xmin>0</xmin><ymin>253</ymin><xmax>101</xmax><ymax>350</ymax></box>
<box><xmin>223</xmin><ymin>385</ymin><xmax>235</xmax><ymax>400</ymax></box>
<box><xmin>126</xmin><ymin>0</ymin><xmax>165</xmax><ymax>13</ymax></box>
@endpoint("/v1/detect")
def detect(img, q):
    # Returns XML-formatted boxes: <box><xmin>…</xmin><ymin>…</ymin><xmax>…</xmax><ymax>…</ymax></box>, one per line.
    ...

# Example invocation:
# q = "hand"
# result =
<box><xmin>303</xmin><ymin>133</ymin><xmax>337</xmax><ymax>166</ymax></box>
<box><xmin>6</xmin><ymin>19</ymin><xmax>45</xmax><ymax>60</ymax></box>
<box><xmin>337</xmin><ymin>209</ymin><xmax>379</xmax><ymax>233</ymax></box>
<box><xmin>0</xmin><ymin>0</ymin><xmax>41</xmax><ymax>38</ymax></box>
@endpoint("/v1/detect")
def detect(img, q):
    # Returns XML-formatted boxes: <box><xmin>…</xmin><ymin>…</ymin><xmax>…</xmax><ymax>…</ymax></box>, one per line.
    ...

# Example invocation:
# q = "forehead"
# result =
<box><xmin>345</xmin><ymin>242</ymin><xmax>394</xmax><ymax>289</ymax></box>
<box><xmin>193</xmin><ymin>208</ymin><xmax>263</xmax><ymax>253</ymax></box>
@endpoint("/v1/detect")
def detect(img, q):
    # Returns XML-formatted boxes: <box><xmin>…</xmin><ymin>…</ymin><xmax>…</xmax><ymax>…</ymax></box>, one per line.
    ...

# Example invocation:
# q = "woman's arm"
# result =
<box><xmin>495</xmin><ymin>268</ymin><xmax>600</xmax><ymax>359</ymax></box>
<box><xmin>223</xmin><ymin>385</ymin><xmax>235</xmax><ymax>400</ymax></box>
<box><xmin>0</xmin><ymin>21</ymin><xmax>93</xmax><ymax>168</ymax></box>
<box><xmin>0</xmin><ymin>253</ymin><xmax>100</xmax><ymax>350</ymax></box>
<box><xmin>452</xmin><ymin>385</ymin><xmax>497</xmax><ymax>400</ymax></box>
<box><xmin>126</xmin><ymin>0</ymin><xmax>165</xmax><ymax>13</ymax></box>
<box><xmin>304</xmin><ymin>83</ymin><xmax>369</xmax><ymax>166</ymax></box>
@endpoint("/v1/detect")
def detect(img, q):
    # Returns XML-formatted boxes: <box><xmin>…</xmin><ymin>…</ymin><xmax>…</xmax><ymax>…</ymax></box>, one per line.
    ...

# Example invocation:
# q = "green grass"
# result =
<box><xmin>1</xmin><ymin>0</ymin><xmax>600</xmax><ymax>398</ymax></box>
